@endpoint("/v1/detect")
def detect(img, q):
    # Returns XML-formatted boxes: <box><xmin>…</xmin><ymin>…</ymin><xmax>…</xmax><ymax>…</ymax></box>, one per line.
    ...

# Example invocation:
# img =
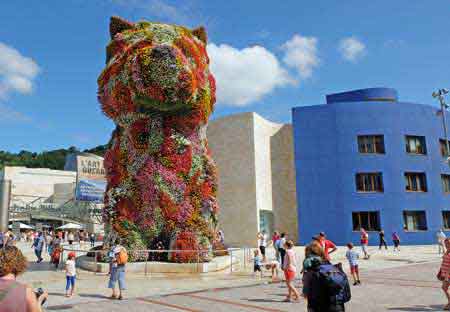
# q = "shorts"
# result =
<box><xmin>259</xmin><ymin>246</ymin><xmax>266</xmax><ymax>256</ymax></box>
<box><xmin>66</xmin><ymin>275</ymin><xmax>76</xmax><ymax>290</ymax></box>
<box><xmin>108</xmin><ymin>265</ymin><xmax>126</xmax><ymax>290</ymax></box>
<box><xmin>350</xmin><ymin>265</ymin><xmax>359</xmax><ymax>274</ymax></box>
<box><xmin>393</xmin><ymin>240</ymin><xmax>400</xmax><ymax>247</ymax></box>
<box><xmin>254</xmin><ymin>264</ymin><xmax>262</xmax><ymax>272</ymax></box>
<box><xmin>68</xmin><ymin>240</ymin><xmax>73</xmax><ymax>245</ymax></box>
<box><xmin>284</xmin><ymin>269</ymin><xmax>296</xmax><ymax>281</ymax></box>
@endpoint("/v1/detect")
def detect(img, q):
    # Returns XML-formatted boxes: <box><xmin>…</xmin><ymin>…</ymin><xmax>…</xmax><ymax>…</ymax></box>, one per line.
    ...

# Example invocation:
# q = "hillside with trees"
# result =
<box><xmin>0</xmin><ymin>145</ymin><xmax>107</xmax><ymax>171</ymax></box>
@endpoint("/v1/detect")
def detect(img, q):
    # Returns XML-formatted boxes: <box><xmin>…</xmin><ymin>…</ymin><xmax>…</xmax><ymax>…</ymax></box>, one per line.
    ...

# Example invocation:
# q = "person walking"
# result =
<box><xmin>65</xmin><ymin>252</ymin><xmax>76</xmax><ymax>297</ymax></box>
<box><xmin>378</xmin><ymin>230</ymin><xmax>388</xmax><ymax>250</ymax></box>
<box><xmin>438</xmin><ymin>229</ymin><xmax>447</xmax><ymax>255</ymax></box>
<box><xmin>272</xmin><ymin>231</ymin><xmax>280</xmax><ymax>261</ymax></box>
<box><xmin>318</xmin><ymin>232</ymin><xmax>337</xmax><ymax>262</ymax></box>
<box><xmin>253</xmin><ymin>249</ymin><xmax>263</xmax><ymax>278</ymax></box>
<box><xmin>108</xmin><ymin>240</ymin><xmax>128</xmax><ymax>300</ymax></box>
<box><xmin>32</xmin><ymin>232</ymin><xmax>44</xmax><ymax>263</ymax></box>
<box><xmin>438</xmin><ymin>238</ymin><xmax>450</xmax><ymax>310</ymax></box>
<box><xmin>257</xmin><ymin>231</ymin><xmax>269</xmax><ymax>262</ymax></box>
<box><xmin>67</xmin><ymin>231</ymin><xmax>75</xmax><ymax>245</ymax></box>
<box><xmin>345</xmin><ymin>243</ymin><xmax>361</xmax><ymax>285</ymax></box>
<box><xmin>282</xmin><ymin>240</ymin><xmax>300</xmax><ymax>302</ymax></box>
<box><xmin>278</xmin><ymin>233</ymin><xmax>287</xmax><ymax>267</ymax></box>
<box><xmin>392</xmin><ymin>232</ymin><xmax>401</xmax><ymax>252</ymax></box>
<box><xmin>303</xmin><ymin>240</ymin><xmax>348</xmax><ymax>311</ymax></box>
<box><xmin>89</xmin><ymin>233</ymin><xmax>96</xmax><ymax>248</ymax></box>
<box><xmin>360</xmin><ymin>228</ymin><xmax>370</xmax><ymax>259</ymax></box>
<box><xmin>0</xmin><ymin>246</ymin><xmax>48</xmax><ymax>312</ymax></box>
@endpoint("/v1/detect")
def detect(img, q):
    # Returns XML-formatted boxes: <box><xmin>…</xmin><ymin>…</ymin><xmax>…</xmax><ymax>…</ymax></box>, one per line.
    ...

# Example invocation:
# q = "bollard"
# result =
<box><xmin>230</xmin><ymin>249</ymin><xmax>233</xmax><ymax>273</ymax></box>
<box><xmin>145</xmin><ymin>251</ymin><xmax>148</xmax><ymax>276</ymax></box>
<box><xmin>94</xmin><ymin>250</ymin><xmax>98</xmax><ymax>274</ymax></box>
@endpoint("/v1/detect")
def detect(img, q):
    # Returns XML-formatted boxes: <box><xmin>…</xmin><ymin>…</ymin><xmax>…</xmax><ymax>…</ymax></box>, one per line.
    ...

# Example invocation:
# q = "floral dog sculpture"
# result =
<box><xmin>98</xmin><ymin>16</ymin><xmax>218</xmax><ymax>262</ymax></box>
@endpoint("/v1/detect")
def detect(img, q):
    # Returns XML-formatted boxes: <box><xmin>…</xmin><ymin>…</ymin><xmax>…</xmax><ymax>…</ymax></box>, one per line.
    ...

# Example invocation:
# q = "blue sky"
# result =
<box><xmin>1</xmin><ymin>0</ymin><xmax>449</xmax><ymax>152</ymax></box>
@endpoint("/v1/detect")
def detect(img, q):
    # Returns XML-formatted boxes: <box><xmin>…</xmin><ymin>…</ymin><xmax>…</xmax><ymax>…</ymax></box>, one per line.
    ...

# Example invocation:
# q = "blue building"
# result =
<box><xmin>293</xmin><ymin>88</ymin><xmax>450</xmax><ymax>245</ymax></box>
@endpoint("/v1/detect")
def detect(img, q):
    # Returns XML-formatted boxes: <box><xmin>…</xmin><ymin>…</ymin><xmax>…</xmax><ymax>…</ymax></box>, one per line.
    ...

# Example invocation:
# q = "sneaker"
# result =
<box><xmin>357</xmin><ymin>280</ymin><xmax>361</xmax><ymax>285</ymax></box>
<box><xmin>353</xmin><ymin>282</ymin><xmax>358</xmax><ymax>286</ymax></box>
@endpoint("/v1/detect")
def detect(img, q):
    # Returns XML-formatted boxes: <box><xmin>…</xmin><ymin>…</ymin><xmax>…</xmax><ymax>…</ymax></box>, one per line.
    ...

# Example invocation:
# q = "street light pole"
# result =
<box><xmin>434</xmin><ymin>89</ymin><xmax>450</xmax><ymax>165</ymax></box>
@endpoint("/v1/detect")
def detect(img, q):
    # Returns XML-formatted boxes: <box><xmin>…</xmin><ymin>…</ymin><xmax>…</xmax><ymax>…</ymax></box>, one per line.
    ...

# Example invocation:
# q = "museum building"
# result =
<box><xmin>293</xmin><ymin>88</ymin><xmax>450</xmax><ymax>245</ymax></box>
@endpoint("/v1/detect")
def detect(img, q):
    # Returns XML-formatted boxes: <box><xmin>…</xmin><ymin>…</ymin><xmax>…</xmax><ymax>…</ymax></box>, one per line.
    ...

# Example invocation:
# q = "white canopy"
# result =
<box><xmin>8</xmin><ymin>222</ymin><xmax>34</xmax><ymax>230</ymax></box>
<box><xmin>57</xmin><ymin>223</ymin><xmax>83</xmax><ymax>230</ymax></box>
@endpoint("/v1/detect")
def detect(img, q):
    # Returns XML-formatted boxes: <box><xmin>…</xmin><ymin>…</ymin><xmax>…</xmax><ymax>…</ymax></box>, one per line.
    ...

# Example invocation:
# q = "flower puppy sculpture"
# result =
<box><xmin>98</xmin><ymin>16</ymin><xmax>218</xmax><ymax>262</ymax></box>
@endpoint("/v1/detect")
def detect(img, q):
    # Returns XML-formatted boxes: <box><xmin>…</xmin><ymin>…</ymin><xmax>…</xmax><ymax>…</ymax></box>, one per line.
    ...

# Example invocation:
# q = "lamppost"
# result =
<box><xmin>434</xmin><ymin>88</ymin><xmax>450</xmax><ymax>164</ymax></box>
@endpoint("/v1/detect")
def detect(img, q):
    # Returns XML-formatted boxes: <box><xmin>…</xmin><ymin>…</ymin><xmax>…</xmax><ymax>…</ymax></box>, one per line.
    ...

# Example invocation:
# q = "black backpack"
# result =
<box><xmin>307</xmin><ymin>261</ymin><xmax>351</xmax><ymax>307</ymax></box>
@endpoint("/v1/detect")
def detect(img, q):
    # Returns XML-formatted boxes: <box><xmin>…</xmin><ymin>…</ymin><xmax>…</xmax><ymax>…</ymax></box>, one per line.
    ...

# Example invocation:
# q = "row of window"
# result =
<box><xmin>355</xmin><ymin>172</ymin><xmax>450</xmax><ymax>193</ymax></box>
<box><xmin>357</xmin><ymin>135</ymin><xmax>450</xmax><ymax>157</ymax></box>
<box><xmin>352</xmin><ymin>211</ymin><xmax>450</xmax><ymax>232</ymax></box>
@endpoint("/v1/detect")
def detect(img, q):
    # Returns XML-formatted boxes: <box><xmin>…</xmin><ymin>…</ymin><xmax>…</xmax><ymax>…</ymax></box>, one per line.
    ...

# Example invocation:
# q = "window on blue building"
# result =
<box><xmin>355</xmin><ymin>173</ymin><xmax>384</xmax><ymax>192</ymax></box>
<box><xmin>405</xmin><ymin>172</ymin><xmax>427</xmax><ymax>192</ymax></box>
<box><xmin>405</xmin><ymin>136</ymin><xmax>427</xmax><ymax>155</ymax></box>
<box><xmin>403</xmin><ymin>211</ymin><xmax>427</xmax><ymax>231</ymax></box>
<box><xmin>358</xmin><ymin>135</ymin><xmax>385</xmax><ymax>154</ymax></box>
<box><xmin>352</xmin><ymin>211</ymin><xmax>380</xmax><ymax>231</ymax></box>
<box><xmin>442</xmin><ymin>175</ymin><xmax>450</xmax><ymax>193</ymax></box>
<box><xmin>442</xmin><ymin>211</ymin><xmax>450</xmax><ymax>230</ymax></box>
<box><xmin>440</xmin><ymin>139</ymin><xmax>450</xmax><ymax>157</ymax></box>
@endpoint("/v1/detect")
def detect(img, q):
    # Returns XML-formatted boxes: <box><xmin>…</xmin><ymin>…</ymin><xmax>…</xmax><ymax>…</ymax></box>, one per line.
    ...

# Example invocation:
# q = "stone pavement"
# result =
<box><xmin>14</xmin><ymin>242</ymin><xmax>449</xmax><ymax>311</ymax></box>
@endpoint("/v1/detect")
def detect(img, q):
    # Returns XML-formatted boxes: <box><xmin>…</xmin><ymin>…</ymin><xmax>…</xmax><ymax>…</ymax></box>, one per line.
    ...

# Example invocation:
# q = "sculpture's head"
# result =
<box><xmin>98</xmin><ymin>16</ymin><xmax>216</xmax><ymax>123</ymax></box>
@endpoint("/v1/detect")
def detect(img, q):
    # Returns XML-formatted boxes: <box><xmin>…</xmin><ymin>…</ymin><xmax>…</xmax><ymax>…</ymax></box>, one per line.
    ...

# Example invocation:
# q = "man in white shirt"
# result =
<box><xmin>437</xmin><ymin>229</ymin><xmax>447</xmax><ymax>254</ymax></box>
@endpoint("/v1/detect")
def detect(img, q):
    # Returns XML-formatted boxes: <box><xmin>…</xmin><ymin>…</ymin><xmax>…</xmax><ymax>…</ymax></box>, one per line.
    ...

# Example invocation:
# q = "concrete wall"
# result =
<box><xmin>208</xmin><ymin>113</ymin><xmax>258</xmax><ymax>247</ymax></box>
<box><xmin>271</xmin><ymin>125</ymin><xmax>298</xmax><ymax>242</ymax></box>
<box><xmin>2</xmin><ymin>167</ymin><xmax>77</xmax><ymax>206</ymax></box>
<box><xmin>293</xmin><ymin>88</ymin><xmax>450</xmax><ymax>245</ymax></box>
<box><xmin>208</xmin><ymin>112</ymin><xmax>297</xmax><ymax>247</ymax></box>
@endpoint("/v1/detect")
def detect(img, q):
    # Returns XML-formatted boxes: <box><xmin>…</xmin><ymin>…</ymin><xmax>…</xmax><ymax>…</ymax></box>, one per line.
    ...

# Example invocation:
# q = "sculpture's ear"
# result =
<box><xmin>110</xmin><ymin>16</ymin><xmax>134</xmax><ymax>39</ymax></box>
<box><xmin>192</xmin><ymin>26</ymin><xmax>207</xmax><ymax>44</ymax></box>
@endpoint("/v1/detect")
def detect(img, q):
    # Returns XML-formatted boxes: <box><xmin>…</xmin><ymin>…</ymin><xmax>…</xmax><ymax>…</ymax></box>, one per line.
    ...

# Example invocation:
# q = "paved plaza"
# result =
<box><xmin>16</xmin><ymin>243</ymin><xmax>449</xmax><ymax>311</ymax></box>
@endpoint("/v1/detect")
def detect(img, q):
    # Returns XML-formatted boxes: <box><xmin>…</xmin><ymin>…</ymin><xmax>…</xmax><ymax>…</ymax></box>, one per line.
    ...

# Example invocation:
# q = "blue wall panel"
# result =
<box><xmin>293</xmin><ymin>88</ymin><xmax>450</xmax><ymax>245</ymax></box>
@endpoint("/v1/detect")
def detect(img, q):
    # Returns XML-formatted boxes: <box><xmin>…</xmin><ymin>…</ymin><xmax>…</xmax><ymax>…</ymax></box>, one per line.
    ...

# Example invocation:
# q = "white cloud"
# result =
<box><xmin>0</xmin><ymin>104</ymin><xmax>32</xmax><ymax>123</ymax></box>
<box><xmin>281</xmin><ymin>34</ymin><xmax>320</xmax><ymax>79</ymax></box>
<box><xmin>207</xmin><ymin>43</ymin><xmax>295</xmax><ymax>107</ymax></box>
<box><xmin>0</xmin><ymin>42</ymin><xmax>40</xmax><ymax>99</ymax></box>
<box><xmin>112</xmin><ymin>0</ymin><xmax>187</xmax><ymax>23</ymax></box>
<box><xmin>338</xmin><ymin>37</ymin><xmax>366</xmax><ymax>62</ymax></box>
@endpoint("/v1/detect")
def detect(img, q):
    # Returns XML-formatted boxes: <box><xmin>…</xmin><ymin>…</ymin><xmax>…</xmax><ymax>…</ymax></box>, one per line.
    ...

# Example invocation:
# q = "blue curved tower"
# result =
<box><xmin>293</xmin><ymin>88</ymin><xmax>450</xmax><ymax>245</ymax></box>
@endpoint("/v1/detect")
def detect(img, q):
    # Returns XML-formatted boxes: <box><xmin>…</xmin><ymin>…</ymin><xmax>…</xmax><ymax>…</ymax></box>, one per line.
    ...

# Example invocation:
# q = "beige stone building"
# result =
<box><xmin>207</xmin><ymin>112</ymin><xmax>298</xmax><ymax>247</ymax></box>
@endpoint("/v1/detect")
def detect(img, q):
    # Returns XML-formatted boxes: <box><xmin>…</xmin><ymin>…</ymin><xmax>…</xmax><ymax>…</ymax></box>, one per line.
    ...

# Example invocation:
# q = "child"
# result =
<box><xmin>65</xmin><ymin>252</ymin><xmax>76</xmax><ymax>297</ymax></box>
<box><xmin>253</xmin><ymin>249</ymin><xmax>263</xmax><ymax>278</ymax></box>
<box><xmin>265</xmin><ymin>260</ymin><xmax>280</xmax><ymax>282</ymax></box>
<box><xmin>392</xmin><ymin>232</ymin><xmax>401</xmax><ymax>251</ymax></box>
<box><xmin>345</xmin><ymin>243</ymin><xmax>361</xmax><ymax>286</ymax></box>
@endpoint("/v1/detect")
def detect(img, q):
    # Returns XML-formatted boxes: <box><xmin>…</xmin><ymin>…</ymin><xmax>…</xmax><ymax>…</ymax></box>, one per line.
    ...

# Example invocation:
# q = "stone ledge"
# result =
<box><xmin>76</xmin><ymin>255</ymin><xmax>238</xmax><ymax>273</ymax></box>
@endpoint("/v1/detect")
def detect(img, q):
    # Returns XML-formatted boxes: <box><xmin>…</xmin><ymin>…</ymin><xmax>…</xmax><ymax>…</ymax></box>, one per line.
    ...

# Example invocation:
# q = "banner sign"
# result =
<box><xmin>75</xmin><ymin>179</ymin><xmax>106</xmax><ymax>202</ymax></box>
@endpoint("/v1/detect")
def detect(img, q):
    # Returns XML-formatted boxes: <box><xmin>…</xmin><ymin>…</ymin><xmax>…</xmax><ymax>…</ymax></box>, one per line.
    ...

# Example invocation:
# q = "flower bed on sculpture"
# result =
<box><xmin>97</xmin><ymin>16</ymin><xmax>219</xmax><ymax>263</ymax></box>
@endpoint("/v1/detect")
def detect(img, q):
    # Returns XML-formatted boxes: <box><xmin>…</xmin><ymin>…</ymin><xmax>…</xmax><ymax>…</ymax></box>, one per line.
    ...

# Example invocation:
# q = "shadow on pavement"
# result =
<box><xmin>245</xmin><ymin>298</ymin><xmax>287</xmax><ymax>303</ymax></box>
<box><xmin>387</xmin><ymin>305</ymin><xmax>447</xmax><ymax>311</ymax></box>
<box><xmin>78</xmin><ymin>293</ymin><xmax>109</xmax><ymax>299</ymax></box>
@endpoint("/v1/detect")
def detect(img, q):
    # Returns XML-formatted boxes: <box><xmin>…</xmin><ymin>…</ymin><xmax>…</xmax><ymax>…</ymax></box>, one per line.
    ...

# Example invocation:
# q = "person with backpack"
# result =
<box><xmin>302</xmin><ymin>240</ymin><xmax>351</xmax><ymax>311</ymax></box>
<box><xmin>108</xmin><ymin>239</ymin><xmax>128</xmax><ymax>300</ymax></box>
<box><xmin>31</xmin><ymin>232</ymin><xmax>44</xmax><ymax>263</ymax></box>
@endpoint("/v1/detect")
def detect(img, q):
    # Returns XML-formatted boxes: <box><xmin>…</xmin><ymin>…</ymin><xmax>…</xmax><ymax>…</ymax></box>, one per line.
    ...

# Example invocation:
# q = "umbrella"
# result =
<box><xmin>8</xmin><ymin>222</ymin><xmax>34</xmax><ymax>229</ymax></box>
<box><xmin>57</xmin><ymin>223</ymin><xmax>83</xmax><ymax>230</ymax></box>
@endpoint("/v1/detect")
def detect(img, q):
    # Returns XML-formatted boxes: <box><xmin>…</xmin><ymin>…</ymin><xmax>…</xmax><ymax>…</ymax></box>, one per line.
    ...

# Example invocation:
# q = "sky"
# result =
<box><xmin>1</xmin><ymin>0</ymin><xmax>450</xmax><ymax>152</ymax></box>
